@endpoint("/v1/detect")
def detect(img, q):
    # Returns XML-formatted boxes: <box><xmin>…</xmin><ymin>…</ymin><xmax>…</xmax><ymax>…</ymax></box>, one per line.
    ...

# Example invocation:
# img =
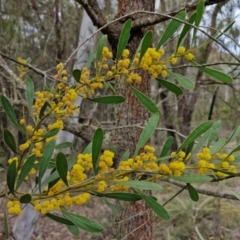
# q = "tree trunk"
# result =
<box><xmin>110</xmin><ymin>1</ymin><xmax>155</xmax><ymax>239</ymax></box>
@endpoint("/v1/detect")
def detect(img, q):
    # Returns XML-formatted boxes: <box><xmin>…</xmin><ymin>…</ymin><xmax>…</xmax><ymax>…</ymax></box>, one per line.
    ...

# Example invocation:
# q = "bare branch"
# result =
<box><xmin>131</xmin><ymin>0</ymin><xmax>228</xmax><ymax>29</ymax></box>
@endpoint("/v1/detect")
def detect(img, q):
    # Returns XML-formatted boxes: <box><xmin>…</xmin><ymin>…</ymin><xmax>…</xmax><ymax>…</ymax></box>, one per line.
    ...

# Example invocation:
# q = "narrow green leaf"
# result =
<box><xmin>85</xmin><ymin>50</ymin><xmax>96</xmax><ymax>68</ymax></box>
<box><xmin>61</xmin><ymin>207</ymin><xmax>103</xmax><ymax>233</ymax></box>
<box><xmin>211</xmin><ymin>168</ymin><xmax>236</xmax><ymax>177</ymax></box>
<box><xmin>7</xmin><ymin>159</ymin><xmax>17</xmax><ymax>194</ymax></box>
<box><xmin>92</xmin><ymin>128</ymin><xmax>103</xmax><ymax>175</ymax></box>
<box><xmin>191</xmin><ymin>61</ymin><xmax>233</xmax><ymax>83</ymax></box>
<box><xmin>226</xmin><ymin>125</ymin><xmax>240</xmax><ymax>145</ymax></box>
<box><xmin>39</xmin><ymin>102</ymin><xmax>50</xmax><ymax>119</ymax></box>
<box><xmin>156</xmin><ymin>78</ymin><xmax>183</xmax><ymax>95</ymax></box>
<box><xmin>131</xmin><ymin>86</ymin><xmax>160</xmax><ymax>114</ymax></box>
<box><xmin>16</xmin><ymin>154</ymin><xmax>36</xmax><ymax>190</ymax></box>
<box><xmin>139</xmin><ymin>30</ymin><xmax>153</xmax><ymax>64</ymax></box>
<box><xmin>140</xmin><ymin>192</ymin><xmax>170</xmax><ymax>220</ymax></box>
<box><xmin>156</xmin><ymin>11</ymin><xmax>186</xmax><ymax>49</ymax></box>
<box><xmin>177</xmin><ymin>12</ymin><xmax>197</xmax><ymax>49</ymax></box>
<box><xmin>20</xmin><ymin>194</ymin><xmax>32</xmax><ymax>203</ymax></box>
<box><xmin>67</xmin><ymin>225</ymin><xmax>80</xmax><ymax>237</ymax></box>
<box><xmin>192</xmin><ymin>0</ymin><xmax>204</xmax><ymax>45</ymax></box>
<box><xmin>72</xmin><ymin>69</ymin><xmax>81</xmax><ymax>83</ymax></box>
<box><xmin>96</xmin><ymin>35</ymin><xmax>108</xmax><ymax>61</ymax></box>
<box><xmin>41</xmin><ymin>128</ymin><xmax>59</xmax><ymax>139</ymax></box>
<box><xmin>170</xmin><ymin>174</ymin><xmax>213</xmax><ymax>183</ymax></box>
<box><xmin>46</xmin><ymin>213</ymin><xmax>74</xmax><ymax>225</ymax></box>
<box><xmin>87</xmin><ymin>96</ymin><xmax>125</xmax><ymax>104</ymax></box>
<box><xmin>178</xmin><ymin>121</ymin><xmax>214</xmax><ymax>152</ymax></box>
<box><xmin>160</xmin><ymin>137</ymin><xmax>173</xmax><ymax>158</ymax></box>
<box><xmin>94</xmin><ymin>192</ymin><xmax>142</xmax><ymax>201</ymax></box>
<box><xmin>166</xmin><ymin>69</ymin><xmax>194</xmax><ymax>90</ymax></box>
<box><xmin>116</xmin><ymin>19</ymin><xmax>132</xmax><ymax>60</ymax></box>
<box><xmin>120</xmin><ymin>149</ymin><xmax>130</xmax><ymax>162</ymax></box>
<box><xmin>224</xmin><ymin>145</ymin><xmax>240</xmax><ymax>160</ymax></box>
<box><xmin>4</xmin><ymin>210</ymin><xmax>9</xmax><ymax>239</ymax></box>
<box><xmin>26</xmin><ymin>77</ymin><xmax>34</xmax><ymax>117</ymax></box>
<box><xmin>38</xmin><ymin>139</ymin><xmax>56</xmax><ymax>192</ymax></box>
<box><xmin>0</xmin><ymin>95</ymin><xmax>24</xmax><ymax>132</ymax></box>
<box><xmin>216</xmin><ymin>21</ymin><xmax>235</xmax><ymax>39</ymax></box>
<box><xmin>219</xmin><ymin>182</ymin><xmax>240</xmax><ymax>200</ymax></box>
<box><xmin>192</xmin><ymin>128</ymin><xmax>211</xmax><ymax>154</ymax></box>
<box><xmin>134</xmin><ymin>113</ymin><xmax>160</xmax><ymax>157</ymax></box>
<box><xmin>210</xmin><ymin>138</ymin><xmax>226</xmax><ymax>155</ymax></box>
<box><xmin>187</xmin><ymin>184</ymin><xmax>199</xmax><ymax>201</ymax></box>
<box><xmin>55</xmin><ymin>142</ymin><xmax>73</xmax><ymax>150</ymax></box>
<box><xmin>56</xmin><ymin>152</ymin><xmax>68</xmax><ymax>187</ymax></box>
<box><xmin>114</xmin><ymin>180</ymin><xmax>162</xmax><ymax>191</ymax></box>
<box><xmin>83</xmin><ymin>141</ymin><xmax>92</xmax><ymax>154</ymax></box>
<box><xmin>208</xmin><ymin>120</ymin><xmax>221</xmax><ymax>146</ymax></box>
<box><xmin>104</xmin><ymin>198</ymin><xmax>121</xmax><ymax>217</ymax></box>
<box><xmin>4</xmin><ymin>129</ymin><xmax>17</xmax><ymax>154</ymax></box>
<box><xmin>184</xmin><ymin>141</ymin><xmax>194</xmax><ymax>158</ymax></box>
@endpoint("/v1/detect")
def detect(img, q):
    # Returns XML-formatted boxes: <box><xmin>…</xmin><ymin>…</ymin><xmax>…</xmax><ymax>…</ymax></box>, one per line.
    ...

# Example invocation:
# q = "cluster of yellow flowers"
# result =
<box><xmin>7</xmin><ymin>200</ymin><xmax>22</xmax><ymax>215</ymax></box>
<box><xmin>17</xmin><ymin>57</ymin><xmax>28</xmax><ymax>80</ymax></box>
<box><xmin>159</xmin><ymin>151</ymin><xmax>190</xmax><ymax>176</ymax></box>
<box><xmin>118</xmin><ymin>145</ymin><xmax>158</xmax><ymax>171</ymax></box>
<box><xmin>196</xmin><ymin>147</ymin><xmax>235</xmax><ymax>177</ymax></box>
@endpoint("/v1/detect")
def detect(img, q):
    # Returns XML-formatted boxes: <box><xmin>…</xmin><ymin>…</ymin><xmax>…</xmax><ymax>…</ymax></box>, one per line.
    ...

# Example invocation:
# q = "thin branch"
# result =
<box><xmin>164</xmin><ymin>179</ymin><xmax>240</xmax><ymax>201</ymax></box>
<box><xmin>131</xmin><ymin>0</ymin><xmax>227</xmax><ymax>29</ymax></box>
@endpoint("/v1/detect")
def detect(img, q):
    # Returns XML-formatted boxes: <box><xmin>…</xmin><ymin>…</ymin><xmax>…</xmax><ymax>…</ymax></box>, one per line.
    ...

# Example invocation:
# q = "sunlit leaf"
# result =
<box><xmin>178</xmin><ymin>121</ymin><xmax>213</xmax><ymax>152</ymax></box>
<box><xmin>113</xmin><ymin>180</ymin><xmax>162</xmax><ymax>191</ymax></box>
<box><xmin>40</xmin><ymin>128</ymin><xmax>59</xmax><ymax>139</ymax></box>
<box><xmin>191</xmin><ymin>61</ymin><xmax>232</xmax><ymax>83</ymax></box>
<box><xmin>55</xmin><ymin>142</ymin><xmax>73</xmax><ymax>150</ymax></box>
<box><xmin>61</xmin><ymin>207</ymin><xmax>103</xmax><ymax>233</ymax></box>
<box><xmin>177</xmin><ymin>12</ymin><xmax>197</xmax><ymax>49</ymax></box>
<box><xmin>156</xmin><ymin>78</ymin><xmax>183</xmax><ymax>95</ymax></box>
<box><xmin>67</xmin><ymin>225</ymin><xmax>80</xmax><ymax>237</ymax></box>
<box><xmin>26</xmin><ymin>77</ymin><xmax>34</xmax><ymax>117</ymax></box>
<box><xmin>85</xmin><ymin>50</ymin><xmax>96</xmax><ymax>68</ymax></box>
<box><xmin>104</xmin><ymin>198</ymin><xmax>121</xmax><ymax>217</ymax></box>
<box><xmin>170</xmin><ymin>174</ymin><xmax>213</xmax><ymax>183</ymax></box>
<box><xmin>131</xmin><ymin>86</ymin><xmax>160</xmax><ymax>114</ymax></box>
<box><xmin>140</xmin><ymin>192</ymin><xmax>170</xmax><ymax>220</ymax></box>
<box><xmin>116</xmin><ymin>19</ymin><xmax>132</xmax><ymax>61</ymax></box>
<box><xmin>120</xmin><ymin>149</ymin><xmax>130</xmax><ymax>162</ymax></box>
<box><xmin>192</xmin><ymin>128</ymin><xmax>211</xmax><ymax>154</ymax></box>
<box><xmin>96</xmin><ymin>35</ymin><xmax>108</xmax><ymax>61</ymax></box>
<box><xmin>134</xmin><ymin>113</ymin><xmax>160</xmax><ymax>157</ymax></box>
<box><xmin>208</xmin><ymin>120</ymin><xmax>221</xmax><ymax>146</ymax></box>
<box><xmin>226</xmin><ymin>125</ymin><xmax>240</xmax><ymax>145</ymax></box>
<box><xmin>46</xmin><ymin>213</ymin><xmax>74</xmax><ymax>225</ymax></box>
<box><xmin>156</xmin><ymin>11</ymin><xmax>186</xmax><ymax>49</ymax></box>
<box><xmin>210</xmin><ymin>138</ymin><xmax>226</xmax><ymax>155</ymax></box>
<box><xmin>167</xmin><ymin>69</ymin><xmax>194</xmax><ymax>90</ymax></box>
